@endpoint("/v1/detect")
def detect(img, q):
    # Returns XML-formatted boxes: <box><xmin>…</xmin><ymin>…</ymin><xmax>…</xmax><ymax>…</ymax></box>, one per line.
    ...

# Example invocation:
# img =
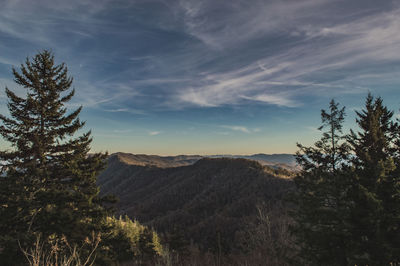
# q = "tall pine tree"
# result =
<box><xmin>347</xmin><ymin>94</ymin><xmax>400</xmax><ymax>264</ymax></box>
<box><xmin>291</xmin><ymin>99</ymin><xmax>352</xmax><ymax>265</ymax></box>
<box><xmin>292</xmin><ymin>95</ymin><xmax>400</xmax><ymax>265</ymax></box>
<box><xmin>0</xmin><ymin>51</ymin><xmax>110</xmax><ymax>263</ymax></box>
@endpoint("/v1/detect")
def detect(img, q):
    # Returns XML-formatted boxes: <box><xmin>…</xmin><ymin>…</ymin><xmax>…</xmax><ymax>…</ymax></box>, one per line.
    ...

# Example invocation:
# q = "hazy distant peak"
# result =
<box><xmin>110</xmin><ymin>152</ymin><xmax>202</xmax><ymax>168</ymax></box>
<box><xmin>108</xmin><ymin>152</ymin><xmax>298</xmax><ymax>171</ymax></box>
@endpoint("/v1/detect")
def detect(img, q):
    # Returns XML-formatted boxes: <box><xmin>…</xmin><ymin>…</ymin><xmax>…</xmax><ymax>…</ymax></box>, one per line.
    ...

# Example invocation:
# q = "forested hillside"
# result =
<box><xmin>98</xmin><ymin>154</ymin><xmax>294</xmax><ymax>258</ymax></box>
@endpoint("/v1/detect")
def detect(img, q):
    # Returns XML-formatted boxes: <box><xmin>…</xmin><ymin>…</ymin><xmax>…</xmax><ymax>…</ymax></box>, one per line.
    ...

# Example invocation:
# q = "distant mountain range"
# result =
<box><xmin>108</xmin><ymin>152</ymin><xmax>298</xmax><ymax>170</ymax></box>
<box><xmin>210</xmin><ymin>153</ymin><xmax>297</xmax><ymax>170</ymax></box>
<box><xmin>111</xmin><ymin>153</ymin><xmax>203</xmax><ymax>168</ymax></box>
<box><xmin>98</xmin><ymin>153</ymin><xmax>295</xmax><ymax>253</ymax></box>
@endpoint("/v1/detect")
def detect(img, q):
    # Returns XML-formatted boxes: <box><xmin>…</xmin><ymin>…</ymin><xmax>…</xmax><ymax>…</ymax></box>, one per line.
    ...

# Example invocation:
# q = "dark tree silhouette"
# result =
<box><xmin>292</xmin><ymin>96</ymin><xmax>400</xmax><ymax>265</ymax></box>
<box><xmin>292</xmin><ymin>100</ymin><xmax>352</xmax><ymax>265</ymax></box>
<box><xmin>347</xmin><ymin>94</ymin><xmax>400</xmax><ymax>264</ymax></box>
<box><xmin>0</xmin><ymin>50</ymin><xmax>110</xmax><ymax>263</ymax></box>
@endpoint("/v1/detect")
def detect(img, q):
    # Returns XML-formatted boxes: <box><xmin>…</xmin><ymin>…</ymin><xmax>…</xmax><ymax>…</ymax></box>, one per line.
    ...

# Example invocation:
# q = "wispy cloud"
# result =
<box><xmin>221</xmin><ymin>125</ymin><xmax>261</xmax><ymax>134</ymax></box>
<box><xmin>221</xmin><ymin>125</ymin><xmax>250</xmax><ymax>133</ymax></box>
<box><xmin>1</xmin><ymin>0</ymin><xmax>400</xmax><ymax>114</ymax></box>
<box><xmin>241</xmin><ymin>94</ymin><xmax>300</xmax><ymax>107</ymax></box>
<box><xmin>174</xmin><ymin>62</ymin><xmax>297</xmax><ymax>108</ymax></box>
<box><xmin>148</xmin><ymin>131</ymin><xmax>161</xmax><ymax>136</ymax></box>
<box><xmin>0</xmin><ymin>56</ymin><xmax>18</xmax><ymax>66</ymax></box>
<box><xmin>105</xmin><ymin>108</ymin><xmax>147</xmax><ymax>115</ymax></box>
<box><xmin>0</xmin><ymin>0</ymin><xmax>109</xmax><ymax>46</ymax></box>
<box><xmin>160</xmin><ymin>0</ymin><xmax>400</xmax><ymax>108</ymax></box>
<box><xmin>178</xmin><ymin>0</ymin><xmax>331</xmax><ymax>49</ymax></box>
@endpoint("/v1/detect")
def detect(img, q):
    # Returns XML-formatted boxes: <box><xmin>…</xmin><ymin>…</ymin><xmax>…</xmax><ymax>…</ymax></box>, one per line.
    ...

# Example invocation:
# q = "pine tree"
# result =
<box><xmin>292</xmin><ymin>95</ymin><xmax>400</xmax><ymax>265</ymax></box>
<box><xmin>291</xmin><ymin>99</ymin><xmax>351</xmax><ymax>265</ymax></box>
<box><xmin>347</xmin><ymin>94</ymin><xmax>400</xmax><ymax>264</ymax></box>
<box><xmin>0</xmin><ymin>51</ymin><xmax>110</xmax><ymax>262</ymax></box>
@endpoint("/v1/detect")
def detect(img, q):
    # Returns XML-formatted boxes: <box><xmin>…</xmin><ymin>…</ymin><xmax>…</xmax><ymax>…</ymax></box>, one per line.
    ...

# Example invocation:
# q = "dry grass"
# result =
<box><xmin>19</xmin><ymin>232</ymin><xmax>101</xmax><ymax>266</ymax></box>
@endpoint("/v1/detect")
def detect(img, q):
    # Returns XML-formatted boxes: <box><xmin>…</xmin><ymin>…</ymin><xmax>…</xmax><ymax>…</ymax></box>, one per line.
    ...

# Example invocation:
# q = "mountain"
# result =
<box><xmin>107</xmin><ymin>152</ymin><xmax>298</xmax><ymax>170</ymax></box>
<box><xmin>110</xmin><ymin>152</ymin><xmax>203</xmax><ymax>168</ymax></box>
<box><xmin>210</xmin><ymin>153</ymin><xmax>297</xmax><ymax>170</ymax></box>
<box><xmin>98</xmin><ymin>153</ymin><xmax>294</xmax><ymax>254</ymax></box>
<box><xmin>243</xmin><ymin>153</ymin><xmax>296</xmax><ymax>165</ymax></box>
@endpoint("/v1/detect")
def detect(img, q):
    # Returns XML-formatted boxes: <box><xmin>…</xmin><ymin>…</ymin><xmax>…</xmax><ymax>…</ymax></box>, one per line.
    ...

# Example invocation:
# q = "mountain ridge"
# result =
<box><xmin>110</xmin><ymin>152</ymin><xmax>298</xmax><ymax>171</ymax></box>
<box><xmin>98</xmin><ymin>155</ymin><xmax>295</xmax><ymax>253</ymax></box>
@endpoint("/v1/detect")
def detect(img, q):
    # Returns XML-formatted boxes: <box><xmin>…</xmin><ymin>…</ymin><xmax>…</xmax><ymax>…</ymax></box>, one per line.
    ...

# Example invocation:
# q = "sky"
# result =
<box><xmin>1</xmin><ymin>0</ymin><xmax>400</xmax><ymax>155</ymax></box>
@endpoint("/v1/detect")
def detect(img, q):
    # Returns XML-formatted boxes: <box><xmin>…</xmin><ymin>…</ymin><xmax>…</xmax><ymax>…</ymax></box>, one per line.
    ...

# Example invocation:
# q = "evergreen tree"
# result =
<box><xmin>0</xmin><ymin>51</ymin><xmax>110</xmax><ymax>263</ymax></box>
<box><xmin>347</xmin><ymin>94</ymin><xmax>400</xmax><ymax>264</ymax></box>
<box><xmin>292</xmin><ymin>95</ymin><xmax>400</xmax><ymax>265</ymax></box>
<box><xmin>291</xmin><ymin>99</ymin><xmax>351</xmax><ymax>265</ymax></box>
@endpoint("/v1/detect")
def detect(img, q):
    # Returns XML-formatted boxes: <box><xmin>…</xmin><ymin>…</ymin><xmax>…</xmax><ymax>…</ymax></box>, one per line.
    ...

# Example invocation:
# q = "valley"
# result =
<box><xmin>98</xmin><ymin>153</ymin><xmax>295</xmax><ymax>259</ymax></box>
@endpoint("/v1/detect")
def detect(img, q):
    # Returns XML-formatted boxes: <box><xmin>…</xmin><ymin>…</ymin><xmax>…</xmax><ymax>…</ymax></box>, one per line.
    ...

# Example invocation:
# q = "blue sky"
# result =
<box><xmin>1</xmin><ymin>0</ymin><xmax>400</xmax><ymax>155</ymax></box>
